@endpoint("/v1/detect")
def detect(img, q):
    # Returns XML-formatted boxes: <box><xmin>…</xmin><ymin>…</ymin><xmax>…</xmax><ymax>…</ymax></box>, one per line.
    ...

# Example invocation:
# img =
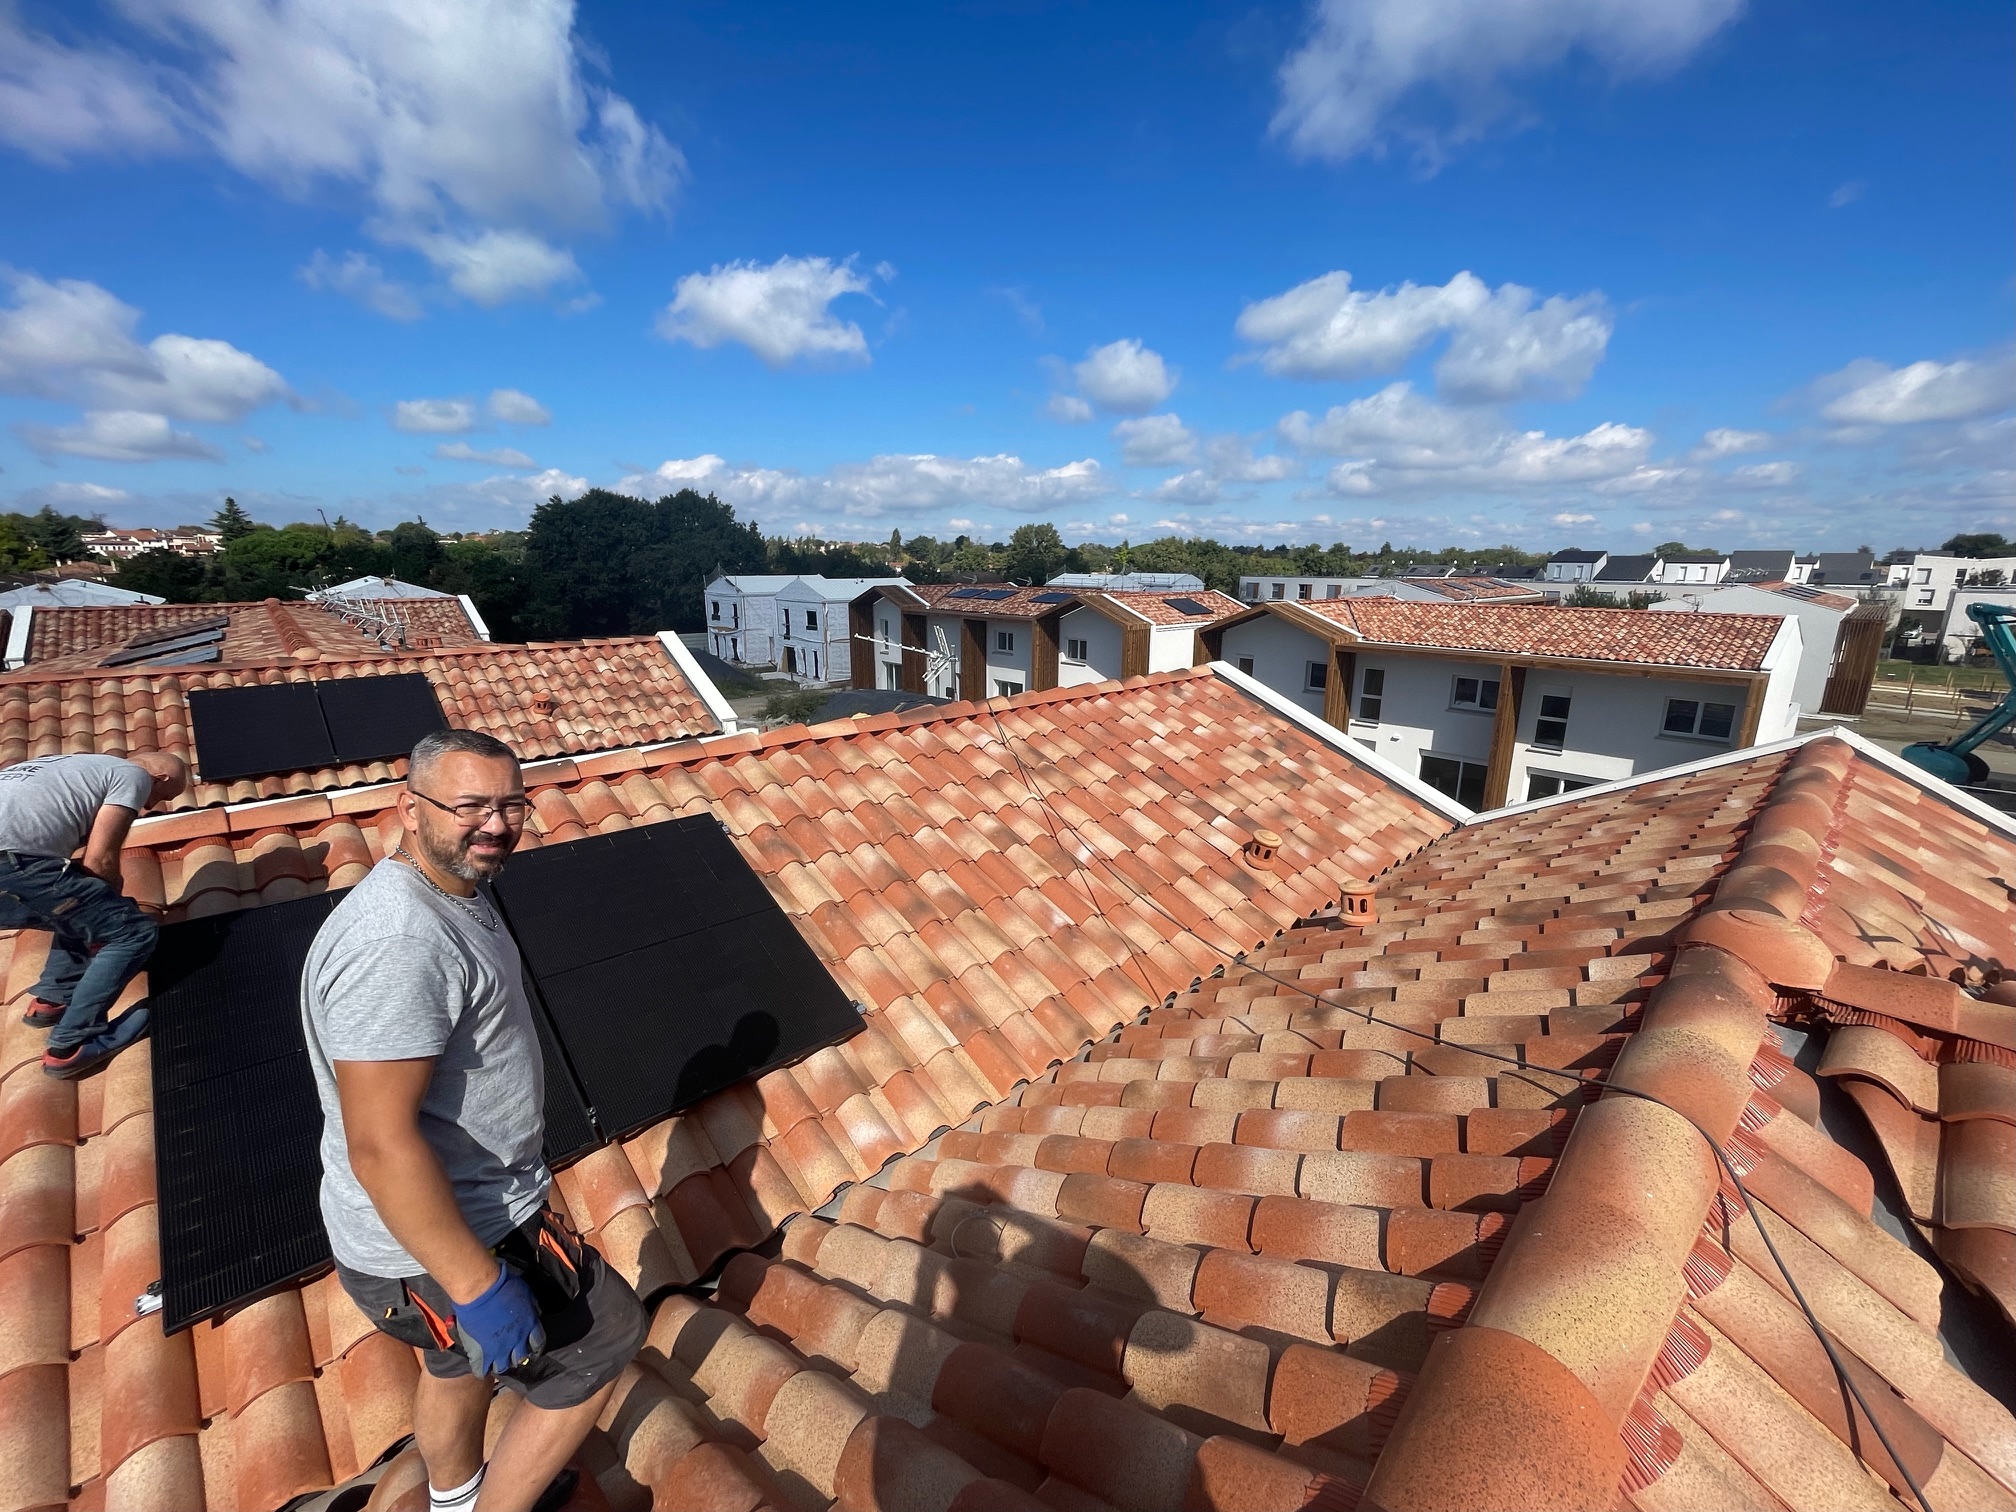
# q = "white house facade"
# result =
<box><xmin>1205</xmin><ymin>598</ymin><xmax>1801</xmax><ymax>811</ymax></box>
<box><xmin>1648</xmin><ymin>583</ymin><xmax>1857</xmax><ymax>717</ymax></box>
<box><xmin>771</xmin><ymin>577</ymin><xmax>908</xmax><ymax>682</ymax></box>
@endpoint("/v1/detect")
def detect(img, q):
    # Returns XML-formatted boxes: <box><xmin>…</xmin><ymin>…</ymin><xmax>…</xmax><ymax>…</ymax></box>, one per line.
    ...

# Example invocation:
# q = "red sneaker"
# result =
<box><xmin>21</xmin><ymin>999</ymin><xmax>64</xmax><ymax>1029</ymax></box>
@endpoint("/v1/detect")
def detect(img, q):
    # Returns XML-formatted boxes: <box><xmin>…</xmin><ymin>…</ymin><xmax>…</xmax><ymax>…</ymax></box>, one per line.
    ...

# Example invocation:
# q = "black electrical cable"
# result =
<box><xmin>973</xmin><ymin>701</ymin><xmax>1936</xmax><ymax>1512</ymax></box>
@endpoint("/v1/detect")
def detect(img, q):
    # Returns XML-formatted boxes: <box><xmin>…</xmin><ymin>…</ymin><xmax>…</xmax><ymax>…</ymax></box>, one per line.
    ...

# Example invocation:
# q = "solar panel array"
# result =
<box><xmin>1029</xmin><ymin>591</ymin><xmax>1072</xmax><ymax>604</ymax></box>
<box><xmin>1163</xmin><ymin>596</ymin><xmax>1212</xmax><ymax>616</ymax></box>
<box><xmin>99</xmin><ymin>616</ymin><xmax>230</xmax><ymax>669</ymax></box>
<box><xmin>189</xmin><ymin>672</ymin><xmax>448</xmax><ymax>783</ymax></box>
<box><xmin>151</xmin><ymin>816</ymin><xmax>855</xmax><ymax>1331</ymax></box>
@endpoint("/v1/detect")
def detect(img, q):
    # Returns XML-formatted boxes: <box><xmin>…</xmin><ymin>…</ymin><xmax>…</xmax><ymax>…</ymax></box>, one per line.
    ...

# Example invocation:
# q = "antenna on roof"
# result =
<box><xmin>302</xmin><ymin>586</ymin><xmax>411</xmax><ymax>651</ymax></box>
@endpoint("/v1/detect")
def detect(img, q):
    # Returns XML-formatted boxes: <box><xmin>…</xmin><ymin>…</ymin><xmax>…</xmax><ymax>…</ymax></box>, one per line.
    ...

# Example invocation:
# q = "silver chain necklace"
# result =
<box><xmin>394</xmin><ymin>846</ymin><xmax>499</xmax><ymax>930</ymax></box>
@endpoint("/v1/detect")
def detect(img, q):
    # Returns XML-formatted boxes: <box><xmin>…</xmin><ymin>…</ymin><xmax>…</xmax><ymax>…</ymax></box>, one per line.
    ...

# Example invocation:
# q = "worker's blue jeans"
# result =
<box><xmin>0</xmin><ymin>854</ymin><xmax>157</xmax><ymax>1053</ymax></box>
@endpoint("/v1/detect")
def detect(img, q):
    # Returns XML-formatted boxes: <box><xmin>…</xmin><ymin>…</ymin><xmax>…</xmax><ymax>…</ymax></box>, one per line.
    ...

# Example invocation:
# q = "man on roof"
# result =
<box><xmin>0</xmin><ymin>750</ymin><xmax>188</xmax><ymax>1079</ymax></box>
<box><xmin>301</xmin><ymin>728</ymin><xmax>645</xmax><ymax>1512</ymax></box>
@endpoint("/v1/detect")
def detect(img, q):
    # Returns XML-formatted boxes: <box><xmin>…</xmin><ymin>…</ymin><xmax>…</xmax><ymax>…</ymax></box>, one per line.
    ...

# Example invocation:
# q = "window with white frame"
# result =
<box><xmin>1304</xmin><ymin>659</ymin><xmax>1328</xmax><ymax>692</ymax></box>
<box><xmin>1451</xmin><ymin>675</ymin><xmax>1500</xmax><ymax>712</ymax></box>
<box><xmin>1419</xmin><ymin>753</ymin><xmax>1487</xmax><ymax>809</ymax></box>
<box><xmin>1270</xmin><ymin>582</ymin><xmax>1285</xmax><ymax>599</ymax></box>
<box><xmin>994</xmin><ymin>679</ymin><xmax>1023</xmax><ymax>697</ymax></box>
<box><xmin>1358</xmin><ymin>667</ymin><xmax>1384</xmax><ymax>722</ymax></box>
<box><xmin>995</xmin><ymin>629</ymin><xmax>1015</xmax><ymax>653</ymax></box>
<box><xmin>1066</xmin><ymin>637</ymin><xmax>1089</xmax><ymax>661</ymax></box>
<box><xmin>806</xmin><ymin>610</ymin><xmax>819</xmax><ymax>629</ymax></box>
<box><xmin>1325</xmin><ymin>584</ymin><xmax>1342</xmax><ymax>597</ymax></box>
<box><xmin>1297</xmin><ymin>583</ymin><xmax>1313</xmax><ymax>600</ymax></box>
<box><xmin>1662</xmin><ymin>697</ymin><xmax>1736</xmax><ymax>741</ymax></box>
<box><xmin>1534</xmin><ymin>693</ymin><xmax>1572</xmax><ymax>749</ymax></box>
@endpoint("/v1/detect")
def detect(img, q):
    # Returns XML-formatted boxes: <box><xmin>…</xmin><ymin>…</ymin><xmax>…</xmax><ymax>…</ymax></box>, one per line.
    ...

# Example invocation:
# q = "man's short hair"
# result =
<box><xmin>409</xmin><ymin>729</ymin><xmax>520</xmax><ymax>783</ymax></box>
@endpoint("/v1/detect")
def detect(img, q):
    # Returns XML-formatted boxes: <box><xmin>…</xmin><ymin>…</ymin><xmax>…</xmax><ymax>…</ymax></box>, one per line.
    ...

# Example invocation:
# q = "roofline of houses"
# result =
<box><xmin>1209</xmin><ymin>597</ymin><xmax>1787</xmax><ymax>680</ymax></box>
<box><xmin>655</xmin><ymin>629</ymin><xmax>741</xmax><ymax>733</ymax></box>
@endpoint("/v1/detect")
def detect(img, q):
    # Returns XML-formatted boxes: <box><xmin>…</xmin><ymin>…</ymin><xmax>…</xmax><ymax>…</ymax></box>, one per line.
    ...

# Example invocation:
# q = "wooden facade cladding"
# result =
<box><xmin>960</xmin><ymin>619</ymin><xmax>987</xmax><ymax>700</ymax></box>
<box><xmin>1032</xmin><ymin>613</ymin><xmax>1061</xmax><ymax>691</ymax></box>
<box><xmin>1120</xmin><ymin>621</ymin><xmax>1152</xmax><ymax>680</ymax></box>
<box><xmin>848</xmin><ymin>599</ymin><xmax>876</xmax><ymax>688</ymax></box>
<box><xmin>1321</xmin><ymin>647</ymin><xmax>1357</xmax><ymax>731</ymax></box>
<box><xmin>900</xmin><ymin>612</ymin><xmax>928</xmax><ymax>694</ymax></box>
<box><xmin>1735</xmin><ymin>672</ymin><xmax>1770</xmax><ymax>747</ymax></box>
<box><xmin>1481</xmin><ymin>663</ymin><xmax>1527</xmax><ymax>809</ymax></box>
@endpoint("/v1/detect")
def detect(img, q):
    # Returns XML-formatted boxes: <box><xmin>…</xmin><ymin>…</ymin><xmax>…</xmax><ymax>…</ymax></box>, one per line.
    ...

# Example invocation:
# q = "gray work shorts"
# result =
<box><xmin>333</xmin><ymin>1207</ymin><xmax>646</xmax><ymax>1410</ymax></box>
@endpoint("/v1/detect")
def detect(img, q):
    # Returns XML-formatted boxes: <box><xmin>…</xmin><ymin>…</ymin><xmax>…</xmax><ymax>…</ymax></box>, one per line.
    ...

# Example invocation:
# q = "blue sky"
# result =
<box><xmin>0</xmin><ymin>0</ymin><xmax>2009</xmax><ymax>551</ymax></box>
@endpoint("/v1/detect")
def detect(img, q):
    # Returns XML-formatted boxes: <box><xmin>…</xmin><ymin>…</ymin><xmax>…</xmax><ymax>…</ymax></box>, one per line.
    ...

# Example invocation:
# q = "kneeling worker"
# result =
<box><xmin>0</xmin><ymin>750</ymin><xmax>188</xmax><ymax>1078</ymax></box>
<box><xmin>301</xmin><ymin>730</ymin><xmax>645</xmax><ymax>1512</ymax></box>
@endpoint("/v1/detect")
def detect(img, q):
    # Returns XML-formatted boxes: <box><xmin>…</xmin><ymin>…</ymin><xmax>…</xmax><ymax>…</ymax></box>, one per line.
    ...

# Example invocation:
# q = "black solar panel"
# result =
<box><xmin>150</xmin><ymin>891</ymin><xmax>342</xmax><ymax>1333</ymax></box>
<box><xmin>319</xmin><ymin>673</ymin><xmax>448</xmax><ymax>764</ymax></box>
<box><xmin>100</xmin><ymin>627</ymin><xmax>228</xmax><ymax>667</ymax></box>
<box><xmin>188</xmin><ymin>682</ymin><xmax>335</xmax><ymax>783</ymax></box>
<box><xmin>188</xmin><ymin>674</ymin><xmax>448</xmax><ymax>781</ymax></box>
<box><xmin>1164</xmin><ymin>597</ymin><xmax>1211</xmax><ymax>616</ymax></box>
<box><xmin>1030</xmin><ymin>591</ymin><xmax>1071</xmax><ymax>604</ymax></box>
<box><xmin>945</xmin><ymin>587</ymin><xmax>986</xmax><ymax>599</ymax></box>
<box><xmin>126</xmin><ymin>615</ymin><xmax>230</xmax><ymax>650</ymax></box>
<box><xmin>493</xmin><ymin>815</ymin><xmax>860</xmax><ymax>1139</ymax></box>
<box><xmin>150</xmin><ymin>883</ymin><xmax>602</xmax><ymax>1331</ymax></box>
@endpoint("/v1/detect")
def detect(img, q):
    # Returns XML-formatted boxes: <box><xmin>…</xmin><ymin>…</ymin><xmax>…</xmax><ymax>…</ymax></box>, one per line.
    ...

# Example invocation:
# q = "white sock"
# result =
<box><xmin>430</xmin><ymin>1464</ymin><xmax>485</xmax><ymax>1512</ymax></box>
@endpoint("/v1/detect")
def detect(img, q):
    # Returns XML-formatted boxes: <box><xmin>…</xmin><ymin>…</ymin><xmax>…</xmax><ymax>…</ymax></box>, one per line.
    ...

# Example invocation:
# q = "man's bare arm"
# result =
<box><xmin>80</xmin><ymin>804</ymin><xmax>138</xmax><ymax>891</ymax></box>
<box><xmin>333</xmin><ymin>1057</ymin><xmax>502</xmax><ymax>1304</ymax></box>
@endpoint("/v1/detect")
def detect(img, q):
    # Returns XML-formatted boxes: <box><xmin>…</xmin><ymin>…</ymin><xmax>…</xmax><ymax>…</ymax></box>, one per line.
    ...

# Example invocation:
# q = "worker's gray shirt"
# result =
<box><xmin>300</xmin><ymin>858</ymin><xmax>549</xmax><ymax>1278</ymax></box>
<box><xmin>0</xmin><ymin>754</ymin><xmax>153</xmax><ymax>859</ymax></box>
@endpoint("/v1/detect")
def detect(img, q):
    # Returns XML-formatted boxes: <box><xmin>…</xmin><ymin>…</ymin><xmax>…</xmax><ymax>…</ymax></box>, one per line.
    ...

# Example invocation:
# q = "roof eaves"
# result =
<box><xmin>1074</xmin><ymin>592</ymin><xmax>1152</xmax><ymax>628</ymax></box>
<box><xmin>655</xmin><ymin>630</ymin><xmax>740</xmax><ymax>735</ymax></box>
<box><xmin>1206</xmin><ymin>658</ymin><xmax>1472</xmax><ymax>823</ymax></box>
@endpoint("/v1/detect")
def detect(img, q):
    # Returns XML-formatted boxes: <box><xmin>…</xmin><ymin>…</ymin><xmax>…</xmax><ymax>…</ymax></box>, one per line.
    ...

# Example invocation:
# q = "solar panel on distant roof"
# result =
<box><xmin>1030</xmin><ymin>591</ymin><xmax>1072</xmax><ymax>604</ymax></box>
<box><xmin>945</xmin><ymin>587</ymin><xmax>987</xmax><ymax>599</ymax></box>
<box><xmin>123</xmin><ymin>615</ymin><xmax>230</xmax><ymax>650</ymax></box>
<box><xmin>979</xmin><ymin>588</ymin><xmax>1015</xmax><ymax>601</ymax></box>
<box><xmin>1164</xmin><ymin>597</ymin><xmax>1211</xmax><ymax>616</ymax></box>
<box><xmin>99</xmin><ymin>626</ymin><xmax>228</xmax><ymax>667</ymax></box>
<box><xmin>493</xmin><ymin>815</ymin><xmax>860</xmax><ymax>1138</ymax></box>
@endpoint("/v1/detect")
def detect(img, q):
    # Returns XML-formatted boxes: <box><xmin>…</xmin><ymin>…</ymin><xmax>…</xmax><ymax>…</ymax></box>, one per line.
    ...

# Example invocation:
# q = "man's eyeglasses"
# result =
<box><xmin>411</xmin><ymin>790</ymin><xmax>532</xmax><ymax>827</ymax></box>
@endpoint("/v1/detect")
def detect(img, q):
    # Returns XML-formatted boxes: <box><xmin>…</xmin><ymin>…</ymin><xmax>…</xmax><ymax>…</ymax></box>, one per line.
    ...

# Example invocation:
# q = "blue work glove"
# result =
<box><xmin>453</xmin><ymin>1264</ymin><xmax>545</xmax><ymax>1376</ymax></box>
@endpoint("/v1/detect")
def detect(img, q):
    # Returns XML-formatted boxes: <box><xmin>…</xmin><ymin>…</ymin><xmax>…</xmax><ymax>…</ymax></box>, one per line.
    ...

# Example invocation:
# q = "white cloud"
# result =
<box><xmin>0</xmin><ymin>272</ymin><xmax>286</xmax><ymax>422</ymax></box>
<box><xmin>1729</xmin><ymin>460</ymin><xmax>1799</xmax><ymax>487</ymax></box>
<box><xmin>1272</xmin><ymin>0</ymin><xmax>1744</xmax><ymax>166</ymax></box>
<box><xmin>1113</xmin><ymin>414</ymin><xmax>1198</xmax><ymax>466</ymax></box>
<box><xmin>404</xmin><ymin>228</ymin><xmax>581</xmax><ymax>305</ymax></box>
<box><xmin>1149</xmin><ymin>436</ymin><xmax>1297</xmax><ymax>505</ymax></box>
<box><xmin>435</xmin><ymin>441</ymin><xmax>536</xmax><ymax>467</ymax></box>
<box><xmin>1235</xmin><ymin>269</ymin><xmax>1610</xmax><ymax>400</ymax></box>
<box><xmin>2</xmin><ymin>1</ymin><xmax>681</xmax><ymax>308</ymax></box>
<box><xmin>240</xmin><ymin>435</ymin><xmax>267</xmax><ymax>452</ymax></box>
<box><xmin>39</xmin><ymin>481</ymin><xmax>132</xmax><ymax>505</ymax></box>
<box><xmin>1551</xmin><ymin>512</ymin><xmax>1596</xmax><ymax>525</ymax></box>
<box><xmin>656</xmin><ymin>255</ymin><xmax>884</xmax><ymax>368</ymax></box>
<box><xmin>16</xmin><ymin>410</ymin><xmax>224</xmax><ymax>462</ymax></box>
<box><xmin>299</xmin><ymin>249</ymin><xmax>423</xmax><ymax>320</ymax></box>
<box><xmin>618</xmin><ymin>451</ymin><xmax>1107</xmax><ymax>521</ymax></box>
<box><xmin>1829</xmin><ymin>181</ymin><xmax>1865</xmax><ymax>208</ymax></box>
<box><xmin>947</xmin><ymin>517</ymin><xmax>974</xmax><ymax>530</ymax></box>
<box><xmin>1072</xmin><ymin>339</ymin><xmax>1177</xmax><ymax>414</ymax></box>
<box><xmin>1692</xmin><ymin>426</ymin><xmax>1768</xmax><ymax>459</ymax></box>
<box><xmin>1282</xmin><ymin>381</ymin><xmax>1655</xmax><ymax>495</ymax></box>
<box><xmin>1045</xmin><ymin>394</ymin><xmax>1094</xmax><ymax>424</ymax></box>
<box><xmin>391</xmin><ymin>397</ymin><xmax>477</xmax><ymax>434</ymax></box>
<box><xmin>1817</xmin><ymin>350</ymin><xmax>2016</xmax><ymax>426</ymax></box>
<box><xmin>487</xmin><ymin>387</ymin><xmax>551</xmax><ymax>425</ymax></box>
<box><xmin>0</xmin><ymin>11</ymin><xmax>182</xmax><ymax>163</ymax></box>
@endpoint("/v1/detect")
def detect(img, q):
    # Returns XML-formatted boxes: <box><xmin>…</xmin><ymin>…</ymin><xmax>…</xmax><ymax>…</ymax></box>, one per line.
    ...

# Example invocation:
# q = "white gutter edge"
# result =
<box><xmin>658</xmin><ymin>630</ymin><xmax>741</xmax><ymax>736</ymax></box>
<box><xmin>455</xmin><ymin>593</ymin><xmax>492</xmax><ymax>641</ymax></box>
<box><xmin>1205</xmin><ymin>658</ymin><xmax>1473</xmax><ymax>824</ymax></box>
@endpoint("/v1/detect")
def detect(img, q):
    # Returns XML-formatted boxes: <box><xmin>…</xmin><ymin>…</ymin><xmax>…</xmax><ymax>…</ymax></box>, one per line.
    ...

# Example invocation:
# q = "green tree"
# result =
<box><xmin>21</xmin><ymin>506</ymin><xmax>93</xmax><ymax>562</ymax></box>
<box><xmin>1942</xmin><ymin>532</ymin><xmax>2013</xmax><ymax>558</ymax></box>
<box><xmin>210</xmin><ymin>497</ymin><xmax>258</xmax><ymax>542</ymax></box>
<box><xmin>1002</xmin><ymin>523</ymin><xmax>1066</xmax><ymax>585</ymax></box>
<box><xmin>386</xmin><ymin>519</ymin><xmax>447</xmax><ymax>582</ymax></box>
<box><xmin>521</xmin><ymin>488</ymin><xmax>766</xmax><ymax>637</ymax></box>
<box><xmin>113</xmin><ymin>549</ymin><xmax>210</xmax><ymax>602</ymax></box>
<box><xmin>435</xmin><ymin>537</ymin><xmax>531</xmax><ymax>640</ymax></box>
<box><xmin>0</xmin><ymin>518</ymin><xmax>50</xmax><ymax>573</ymax></box>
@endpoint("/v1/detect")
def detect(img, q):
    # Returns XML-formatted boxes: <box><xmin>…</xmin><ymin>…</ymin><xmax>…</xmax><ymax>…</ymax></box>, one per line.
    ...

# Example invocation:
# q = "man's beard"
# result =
<box><xmin>414</xmin><ymin>817</ymin><xmax>516</xmax><ymax>882</ymax></box>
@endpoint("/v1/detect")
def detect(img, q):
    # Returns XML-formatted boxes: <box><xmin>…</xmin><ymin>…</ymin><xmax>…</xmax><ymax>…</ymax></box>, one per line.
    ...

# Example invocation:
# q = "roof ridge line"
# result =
<box><xmin>0</xmin><ymin>631</ymin><xmax>666</xmax><ymax>684</ymax></box>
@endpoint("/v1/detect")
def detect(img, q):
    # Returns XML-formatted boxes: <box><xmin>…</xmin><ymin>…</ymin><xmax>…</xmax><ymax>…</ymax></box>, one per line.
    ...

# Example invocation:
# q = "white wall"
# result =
<box><xmin>1220</xmin><ymin>613</ymin><xmax>1792</xmax><ymax>801</ymax></box>
<box><xmin>1217</xmin><ymin>616</ymin><xmax>1332</xmax><ymax>716</ymax></box>
<box><xmin>1944</xmin><ymin>586</ymin><xmax>2016</xmax><ymax>660</ymax></box>
<box><xmin>1148</xmin><ymin>621</ymin><xmax>1199</xmax><ymax>672</ymax></box>
<box><xmin>1904</xmin><ymin>555</ymin><xmax>2016</xmax><ymax>617</ymax></box>
<box><xmin>1650</xmin><ymin>589</ymin><xmax>1834</xmax><ymax>716</ymax></box>
<box><xmin>983</xmin><ymin>618</ymin><xmax>1035</xmax><ymax>695</ymax></box>
<box><xmin>1651</xmin><ymin>559</ymin><xmax>1729</xmax><ymax>585</ymax></box>
<box><xmin>1058</xmin><ymin>605</ymin><xmax>1124</xmax><ymax>686</ymax></box>
<box><xmin>706</xmin><ymin>584</ymin><xmax>781</xmax><ymax>665</ymax></box>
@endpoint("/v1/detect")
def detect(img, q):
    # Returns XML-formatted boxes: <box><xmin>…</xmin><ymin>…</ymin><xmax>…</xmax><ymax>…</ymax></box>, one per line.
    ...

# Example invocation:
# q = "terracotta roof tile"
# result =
<box><xmin>0</xmin><ymin>636</ymin><xmax>723</xmax><ymax>810</ymax></box>
<box><xmin>20</xmin><ymin>597</ymin><xmax>483</xmax><ymax>671</ymax></box>
<box><xmin>4</xmin><ymin>693</ymin><xmax>2013</xmax><ymax>1509</ymax></box>
<box><xmin>1293</xmin><ymin>597</ymin><xmax>1787</xmax><ymax>670</ymax></box>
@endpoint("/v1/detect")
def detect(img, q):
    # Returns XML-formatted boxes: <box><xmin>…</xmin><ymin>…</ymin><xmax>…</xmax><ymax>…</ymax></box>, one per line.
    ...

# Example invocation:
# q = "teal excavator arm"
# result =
<box><xmin>1903</xmin><ymin>602</ymin><xmax>2016</xmax><ymax>785</ymax></box>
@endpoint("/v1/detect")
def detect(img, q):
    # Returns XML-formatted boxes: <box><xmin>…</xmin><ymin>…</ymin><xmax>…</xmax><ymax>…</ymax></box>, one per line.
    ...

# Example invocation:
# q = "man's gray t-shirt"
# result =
<box><xmin>300</xmin><ymin>857</ymin><xmax>549</xmax><ymax>1278</ymax></box>
<box><xmin>0</xmin><ymin>754</ymin><xmax>154</xmax><ymax>858</ymax></box>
